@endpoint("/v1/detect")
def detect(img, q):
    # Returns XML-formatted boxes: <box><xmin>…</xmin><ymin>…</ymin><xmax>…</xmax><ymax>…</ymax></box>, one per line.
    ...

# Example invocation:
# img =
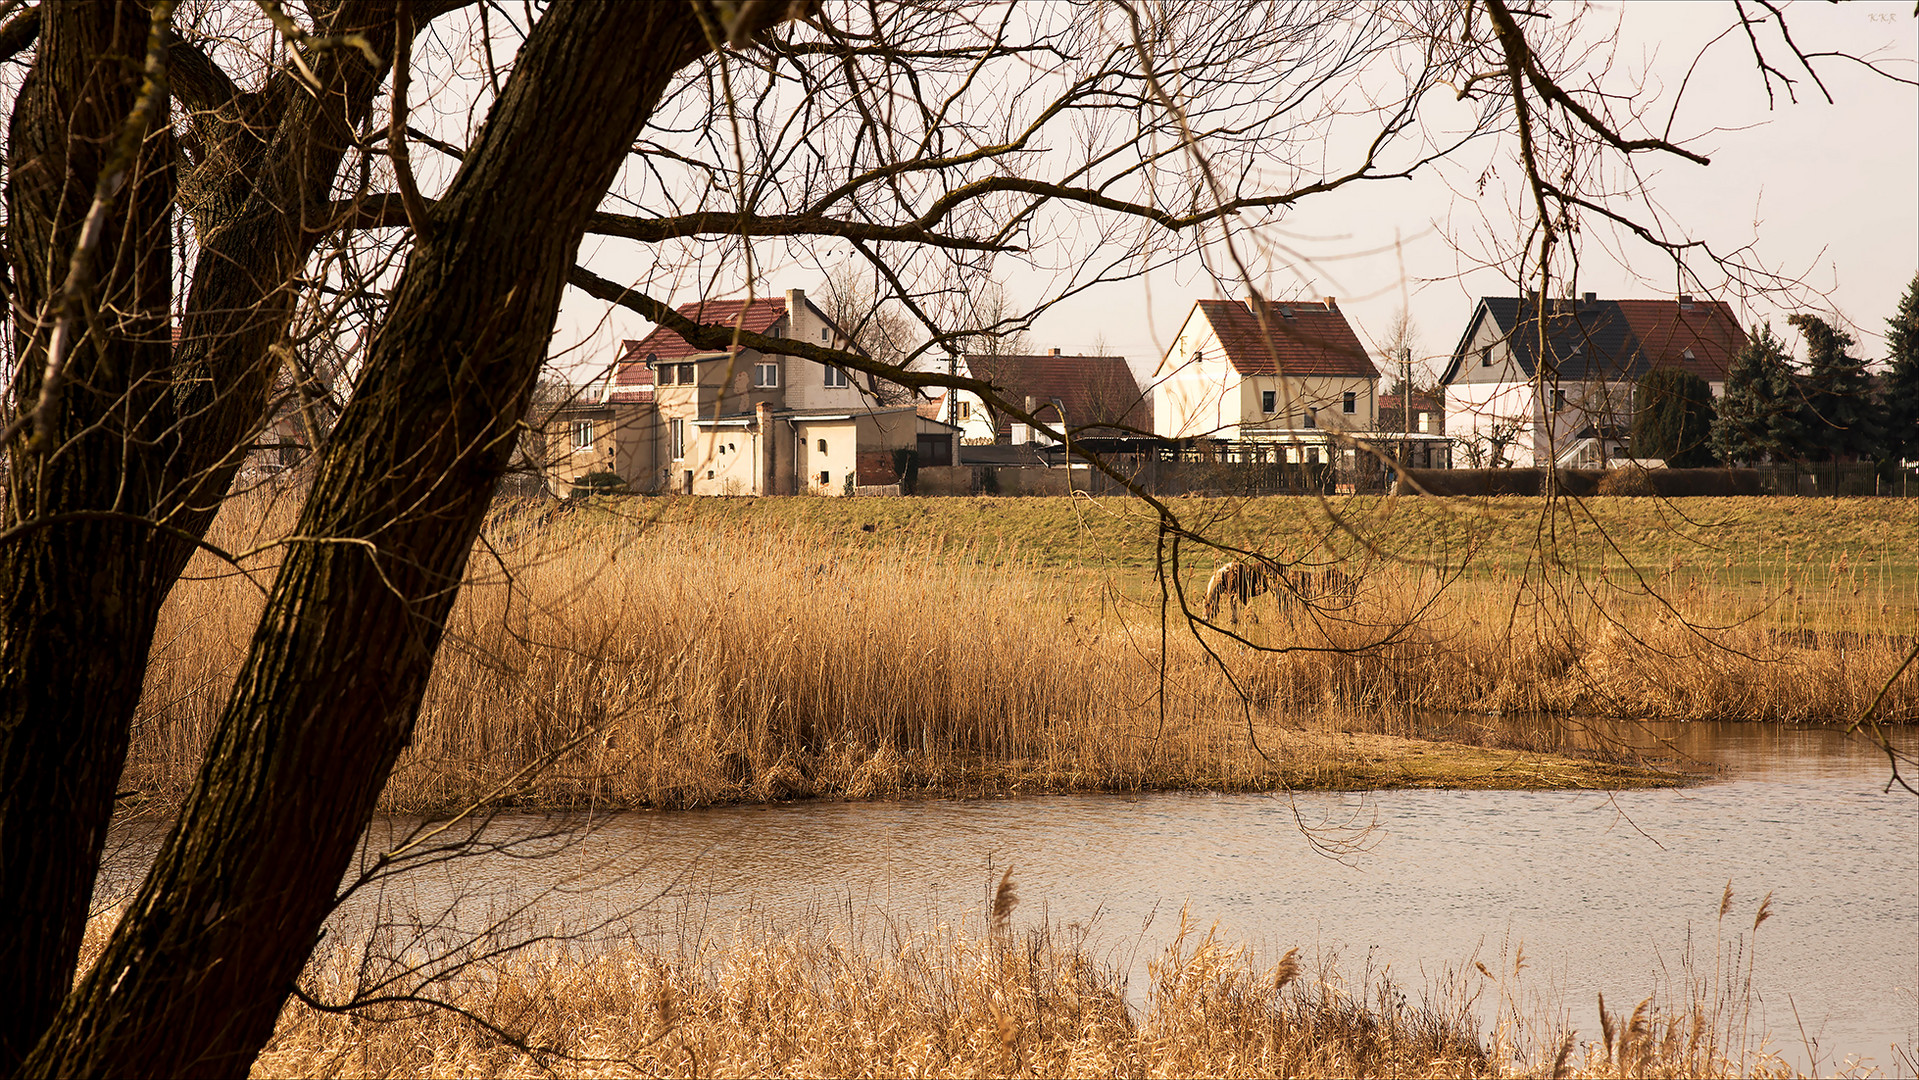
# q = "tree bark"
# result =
<box><xmin>0</xmin><ymin>4</ymin><xmax>174</xmax><ymax>1068</ymax></box>
<box><xmin>0</xmin><ymin>5</ymin><xmax>412</xmax><ymax>1068</ymax></box>
<box><xmin>23</xmin><ymin>3</ymin><xmax>734</xmax><ymax>1075</ymax></box>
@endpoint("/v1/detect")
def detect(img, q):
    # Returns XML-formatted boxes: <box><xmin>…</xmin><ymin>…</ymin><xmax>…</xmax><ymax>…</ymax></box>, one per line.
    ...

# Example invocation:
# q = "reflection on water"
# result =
<box><xmin>101</xmin><ymin>722</ymin><xmax>1918</xmax><ymax>1073</ymax></box>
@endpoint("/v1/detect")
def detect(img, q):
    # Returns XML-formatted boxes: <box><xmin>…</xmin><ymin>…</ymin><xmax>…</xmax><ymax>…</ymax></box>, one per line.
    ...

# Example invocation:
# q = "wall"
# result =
<box><xmin>1152</xmin><ymin>310</ymin><xmax>1233</xmax><ymax>438</ymax></box>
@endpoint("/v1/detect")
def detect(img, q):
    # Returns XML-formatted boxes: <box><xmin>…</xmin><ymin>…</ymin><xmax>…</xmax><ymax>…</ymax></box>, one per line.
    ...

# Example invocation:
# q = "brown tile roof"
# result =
<box><xmin>614</xmin><ymin>298</ymin><xmax>789</xmax><ymax>385</ymax></box>
<box><xmin>1612</xmin><ymin>298</ymin><xmax>1744</xmax><ymax>382</ymax></box>
<box><xmin>960</xmin><ymin>353</ymin><xmax>1148</xmax><ymax>435</ymax></box>
<box><xmin>1194</xmin><ymin>298</ymin><xmax>1375</xmax><ymax>379</ymax></box>
<box><xmin>915</xmin><ymin>393</ymin><xmax>946</xmax><ymax>421</ymax></box>
<box><xmin>1378</xmin><ymin>392</ymin><xmax>1442</xmax><ymax>413</ymax></box>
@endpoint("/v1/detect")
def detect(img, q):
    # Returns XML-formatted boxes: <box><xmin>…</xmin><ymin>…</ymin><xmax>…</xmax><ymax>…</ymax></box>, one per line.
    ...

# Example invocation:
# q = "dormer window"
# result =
<box><xmin>1682</xmin><ymin>348</ymin><xmax>1695</xmax><ymax>361</ymax></box>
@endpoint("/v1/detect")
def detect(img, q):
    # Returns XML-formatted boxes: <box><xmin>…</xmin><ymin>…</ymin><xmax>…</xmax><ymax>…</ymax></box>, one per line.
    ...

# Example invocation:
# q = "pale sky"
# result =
<box><xmin>551</xmin><ymin>1</ymin><xmax>1917</xmax><ymax>391</ymax></box>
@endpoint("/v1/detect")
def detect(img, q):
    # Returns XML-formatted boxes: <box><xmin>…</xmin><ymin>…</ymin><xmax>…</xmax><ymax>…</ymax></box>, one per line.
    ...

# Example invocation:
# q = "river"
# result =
<box><xmin>101</xmin><ymin>721</ymin><xmax>1917</xmax><ymax>1075</ymax></box>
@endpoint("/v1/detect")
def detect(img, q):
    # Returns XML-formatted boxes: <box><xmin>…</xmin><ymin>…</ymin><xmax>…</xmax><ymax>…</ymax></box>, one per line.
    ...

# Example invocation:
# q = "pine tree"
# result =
<box><xmin>1710</xmin><ymin>324</ymin><xmax>1802</xmax><ymax>464</ymax></box>
<box><xmin>1883</xmin><ymin>275</ymin><xmax>1919</xmax><ymax>466</ymax></box>
<box><xmin>1631</xmin><ymin>368</ymin><xmax>1717</xmax><ymax>467</ymax></box>
<box><xmin>1789</xmin><ymin>313</ymin><xmax>1882</xmax><ymax>462</ymax></box>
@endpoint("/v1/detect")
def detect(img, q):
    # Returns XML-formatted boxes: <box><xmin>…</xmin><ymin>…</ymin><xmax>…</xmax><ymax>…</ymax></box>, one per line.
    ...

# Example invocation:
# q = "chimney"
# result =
<box><xmin>785</xmin><ymin>288</ymin><xmax>806</xmax><ymax>338</ymax></box>
<box><xmin>1678</xmin><ymin>293</ymin><xmax>1695</xmax><ymax>311</ymax></box>
<box><xmin>1582</xmin><ymin>291</ymin><xmax>1596</xmax><ymax>304</ymax></box>
<box><xmin>1050</xmin><ymin>347</ymin><xmax>1062</xmax><ymax>356</ymax></box>
<box><xmin>1323</xmin><ymin>296</ymin><xmax>1338</xmax><ymax>312</ymax></box>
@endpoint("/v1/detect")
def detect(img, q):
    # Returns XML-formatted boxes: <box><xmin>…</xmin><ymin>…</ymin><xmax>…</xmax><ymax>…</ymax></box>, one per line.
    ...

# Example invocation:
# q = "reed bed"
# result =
<box><xmin>64</xmin><ymin>894</ymin><xmax>1809</xmax><ymax>1079</ymax></box>
<box><xmin>124</xmin><ymin>494</ymin><xmax>1914</xmax><ymax>812</ymax></box>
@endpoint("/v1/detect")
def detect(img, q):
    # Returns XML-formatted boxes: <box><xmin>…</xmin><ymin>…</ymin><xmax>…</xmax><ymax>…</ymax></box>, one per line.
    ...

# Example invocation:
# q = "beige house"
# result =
<box><xmin>546</xmin><ymin>288</ymin><xmax>957</xmax><ymax>496</ymax></box>
<box><xmin>1152</xmin><ymin>296</ymin><xmax>1379</xmax><ymax>464</ymax></box>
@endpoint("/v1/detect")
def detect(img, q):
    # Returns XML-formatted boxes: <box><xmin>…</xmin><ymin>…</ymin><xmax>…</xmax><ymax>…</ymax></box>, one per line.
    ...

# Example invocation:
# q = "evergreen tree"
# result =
<box><xmin>1631</xmin><ymin>368</ymin><xmax>1717</xmax><ymax>467</ymax></box>
<box><xmin>1883</xmin><ymin>275</ymin><xmax>1919</xmax><ymax>466</ymax></box>
<box><xmin>1789</xmin><ymin>313</ymin><xmax>1883</xmax><ymax>461</ymax></box>
<box><xmin>1710</xmin><ymin>324</ymin><xmax>1802</xmax><ymax>463</ymax></box>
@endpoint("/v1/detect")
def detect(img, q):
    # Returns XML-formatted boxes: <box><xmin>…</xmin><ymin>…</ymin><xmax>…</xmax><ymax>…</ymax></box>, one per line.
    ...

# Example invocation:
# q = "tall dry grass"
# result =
<box><xmin>124</xmin><ymin>495</ymin><xmax>1915</xmax><ymax>812</ymax></box>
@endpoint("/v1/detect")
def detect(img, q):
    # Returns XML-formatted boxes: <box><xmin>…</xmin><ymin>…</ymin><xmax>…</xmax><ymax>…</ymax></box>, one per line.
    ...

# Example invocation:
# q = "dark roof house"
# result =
<box><xmin>961</xmin><ymin>350</ymin><xmax>1149</xmax><ymax>438</ymax></box>
<box><xmin>1441</xmin><ymin>293</ymin><xmax>1743</xmax><ymax>386</ymax></box>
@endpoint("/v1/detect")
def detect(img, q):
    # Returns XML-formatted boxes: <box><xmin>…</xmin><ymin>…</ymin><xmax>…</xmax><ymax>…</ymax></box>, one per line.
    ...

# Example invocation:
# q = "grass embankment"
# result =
<box><xmin>127</xmin><ymin>493</ymin><xmax>1916</xmax><ymax>812</ymax></box>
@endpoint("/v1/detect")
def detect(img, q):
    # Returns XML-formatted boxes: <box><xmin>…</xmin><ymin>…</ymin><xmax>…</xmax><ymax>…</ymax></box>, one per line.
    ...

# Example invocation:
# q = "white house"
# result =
<box><xmin>1439</xmin><ymin>293</ymin><xmax>1745</xmax><ymax>468</ymax></box>
<box><xmin>1152</xmin><ymin>296</ymin><xmax>1378</xmax><ymax>464</ymax></box>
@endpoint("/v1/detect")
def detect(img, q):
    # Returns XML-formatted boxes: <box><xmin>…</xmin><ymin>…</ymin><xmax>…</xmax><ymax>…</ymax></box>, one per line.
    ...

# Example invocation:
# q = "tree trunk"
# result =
<box><xmin>23</xmin><ymin>4</ymin><xmax>729</xmax><ymax>1075</ymax></box>
<box><xmin>0</xmin><ymin>4</ymin><xmax>173</xmax><ymax>1068</ymax></box>
<box><xmin>0</xmin><ymin>6</ymin><xmax>409</xmax><ymax>1067</ymax></box>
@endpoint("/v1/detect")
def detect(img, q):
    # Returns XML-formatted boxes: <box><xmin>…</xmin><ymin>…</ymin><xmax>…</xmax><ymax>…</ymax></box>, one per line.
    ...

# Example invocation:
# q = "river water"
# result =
<box><xmin>105</xmin><ymin>721</ymin><xmax>1918</xmax><ymax>1074</ymax></box>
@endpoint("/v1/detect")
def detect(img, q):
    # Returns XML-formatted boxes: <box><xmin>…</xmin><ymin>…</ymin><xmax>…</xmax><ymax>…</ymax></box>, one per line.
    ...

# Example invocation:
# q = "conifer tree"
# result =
<box><xmin>1710</xmin><ymin>324</ymin><xmax>1802</xmax><ymax>464</ymax></box>
<box><xmin>1631</xmin><ymin>368</ymin><xmax>1718</xmax><ymax>467</ymax></box>
<box><xmin>1789</xmin><ymin>313</ymin><xmax>1882</xmax><ymax>461</ymax></box>
<box><xmin>1882</xmin><ymin>275</ymin><xmax>1919</xmax><ymax>467</ymax></box>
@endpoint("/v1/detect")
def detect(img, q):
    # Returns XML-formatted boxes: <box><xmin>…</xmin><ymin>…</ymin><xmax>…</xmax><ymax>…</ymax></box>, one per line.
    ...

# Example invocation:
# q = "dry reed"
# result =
<box><xmin>124</xmin><ymin>494</ymin><xmax>1914</xmax><ymax>813</ymax></box>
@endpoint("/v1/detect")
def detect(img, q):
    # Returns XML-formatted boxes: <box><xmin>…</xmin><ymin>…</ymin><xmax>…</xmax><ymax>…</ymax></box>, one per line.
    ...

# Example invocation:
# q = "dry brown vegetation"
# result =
<box><xmin>65</xmin><ymin>897</ymin><xmax>1795</xmax><ymax>1080</ymax></box>
<box><xmin>124</xmin><ymin>492</ymin><xmax>1915</xmax><ymax>813</ymax></box>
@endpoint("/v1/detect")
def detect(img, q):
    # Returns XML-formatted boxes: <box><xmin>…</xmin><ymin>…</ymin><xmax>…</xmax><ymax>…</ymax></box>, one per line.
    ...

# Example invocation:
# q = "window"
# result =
<box><xmin>823</xmin><ymin>366</ymin><xmax>848</xmax><ymax>389</ymax></box>
<box><xmin>1261</xmin><ymin>390</ymin><xmax>1276</xmax><ymax>414</ymax></box>
<box><xmin>818</xmin><ymin>470</ymin><xmax>831</xmax><ymax>487</ymax></box>
<box><xmin>1306</xmin><ymin>446</ymin><xmax>1321</xmax><ymax>464</ymax></box>
<box><xmin>820</xmin><ymin>328</ymin><xmax>829</xmax><ymax>341</ymax></box>
<box><xmin>1303</xmin><ymin>408</ymin><xmax>1316</xmax><ymax>429</ymax></box>
<box><xmin>754</xmin><ymin>363</ymin><xmax>780</xmax><ymax>388</ymax></box>
<box><xmin>1480</xmin><ymin>347</ymin><xmax>1491</xmax><ymax>367</ymax></box>
<box><xmin>669</xmin><ymin>418</ymin><xmax>686</xmax><ymax>459</ymax></box>
<box><xmin>1342</xmin><ymin>391</ymin><xmax>1356</xmax><ymax>414</ymax></box>
<box><xmin>676</xmin><ymin>363</ymin><xmax>696</xmax><ymax>385</ymax></box>
<box><xmin>817</xmin><ymin>438</ymin><xmax>828</xmax><ymax>454</ymax></box>
<box><xmin>1551</xmin><ymin>388</ymin><xmax>1566</xmax><ymax>412</ymax></box>
<box><xmin>571</xmin><ymin>420</ymin><xmax>594</xmax><ymax>452</ymax></box>
<box><xmin>957</xmin><ymin>401</ymin><xmax>972</xmax><ymax>421</ymax></box>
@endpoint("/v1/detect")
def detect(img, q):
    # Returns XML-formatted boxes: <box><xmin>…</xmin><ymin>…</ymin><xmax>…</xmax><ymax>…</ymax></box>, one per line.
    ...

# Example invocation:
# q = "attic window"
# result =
<box><xmin>1682</xmin><ymin>348</ymin><xmax>1695</xmax><ymax>361</ymax></box>
<box><xmin>820</xmin><ymin>328</ymin><xmax>829</xmax><ymax>341</ymax></box>
<box><xmin>1279</xmin><ymin>306</ymin><xmax>1295</xmax><ymax>319</ymax></box>
<box><xmin>1480</xmin><ymin>347</ymin><xmax>1491</xmax><ymax>367</ymax></box>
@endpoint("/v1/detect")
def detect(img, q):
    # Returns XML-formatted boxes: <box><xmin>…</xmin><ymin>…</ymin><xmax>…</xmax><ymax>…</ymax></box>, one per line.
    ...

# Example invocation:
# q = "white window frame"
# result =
<box><xmin>669</xmin><ymin>418</ymin><xmax>686</xmax><ymax>460</ymax></box>
<box><xmin>571</xmin><ymin>420</ymin><xmax>594</xmax><ymax>452</ymax></box>
<box><xmin>754</xmin><ymin>362</ymin><xmax>780</xmax><ymax>388</ymax></box>
<box><xmin>823</xmin><ymin>366</ymin><xmax>848</xmax><ymax>389</ymax></box>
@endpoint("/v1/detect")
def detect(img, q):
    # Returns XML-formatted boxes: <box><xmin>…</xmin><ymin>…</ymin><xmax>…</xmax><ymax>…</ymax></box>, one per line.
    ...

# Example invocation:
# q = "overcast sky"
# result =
<box><xmin>552</xmin><ymin>1</ymin><xmax>1916</xmax><ymax>389</ymax></box>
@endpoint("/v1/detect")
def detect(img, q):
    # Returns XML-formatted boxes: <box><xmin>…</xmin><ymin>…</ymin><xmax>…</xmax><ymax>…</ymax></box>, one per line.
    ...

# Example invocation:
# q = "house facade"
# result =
<box><xmin>1440</xmin><ymin>293</ymin><xmax>1744</xmax><ymax>468</ymax></box>
<box><xmin>1152</xmin><ymin>296</ymin><xmax>1379</xmax><ymax>463</ymax></box>
<box><xmin>545</xmin><ymin>288</ymin><xmax>957</xmax><ymax>495</ymax></box>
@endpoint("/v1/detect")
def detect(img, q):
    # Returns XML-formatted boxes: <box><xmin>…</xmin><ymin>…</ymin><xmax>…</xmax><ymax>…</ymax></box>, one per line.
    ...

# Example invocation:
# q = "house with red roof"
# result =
<box><xmin>546</xmin><ymin>288</ymin><xmax>957</xmax><ymax>495</ymax></box>
<box><xmin>1439</xmin><ymin>292</ymin><xmax>1745</xmax><ymax>468</ymax></box>
<box><xmin>946</xmin><ymin>350</ymin><xmax>1148</xmax><ymax>444</ymax></box>
<box><xmin>1152</xmin><ymin>296</ymin><xmax>1380</xmax><ymax>465</ymax></box>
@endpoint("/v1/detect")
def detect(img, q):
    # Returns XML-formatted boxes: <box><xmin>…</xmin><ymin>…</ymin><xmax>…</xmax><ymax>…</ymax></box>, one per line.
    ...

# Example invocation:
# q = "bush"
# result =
<box><xmin>567</xmin><ymin>470</ymin><xmax>629</xmax><ymax>499</ymax></box>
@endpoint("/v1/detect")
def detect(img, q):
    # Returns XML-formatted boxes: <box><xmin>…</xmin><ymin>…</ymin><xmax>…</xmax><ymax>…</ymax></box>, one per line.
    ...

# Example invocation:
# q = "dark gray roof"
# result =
<box><xmin>1441</xmin><ymin>296</ymin><xmax>1745</xmax><ymax>386</ymax></box>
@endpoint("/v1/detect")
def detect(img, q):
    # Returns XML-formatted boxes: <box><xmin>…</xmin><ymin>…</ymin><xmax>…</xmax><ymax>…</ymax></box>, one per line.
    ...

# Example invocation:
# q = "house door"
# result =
<box><xmin>682</xmin><ymin>469</ymin><xmax>694</xmax><ymax>494</ymax></box>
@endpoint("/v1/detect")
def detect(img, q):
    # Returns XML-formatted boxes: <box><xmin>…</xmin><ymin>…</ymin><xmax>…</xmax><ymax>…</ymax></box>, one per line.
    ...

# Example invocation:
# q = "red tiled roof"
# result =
<box><xmin>1612</xmin><ymin>298</ymin><xmax>1745</xmax><ymax>382</ymax></box>
<box><xmin>915</xmin><ymin>393</ymin><xmax>946</xmax><ymax>421</ymax></box>
<box><xmin>960</xmin><ymin>353</ymin><xmax>1148</xmax><ymax>435</ymax></box>
<box><xmin>1194</xmin><ymin>298</ymin><xmax>1374</xmax><ymax>379</ymax></box>
<box><xmin>615</xmin><ymin>298</ymin><xmax>789</xmax><ymax>384</ymax></box>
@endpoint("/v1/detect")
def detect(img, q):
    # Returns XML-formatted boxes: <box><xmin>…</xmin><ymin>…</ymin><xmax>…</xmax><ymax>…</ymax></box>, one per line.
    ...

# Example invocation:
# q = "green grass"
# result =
<box><xmin>599</xmin><ymin>494</ymin><xmax>1919</xmax><ymax>632</ymax></box>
